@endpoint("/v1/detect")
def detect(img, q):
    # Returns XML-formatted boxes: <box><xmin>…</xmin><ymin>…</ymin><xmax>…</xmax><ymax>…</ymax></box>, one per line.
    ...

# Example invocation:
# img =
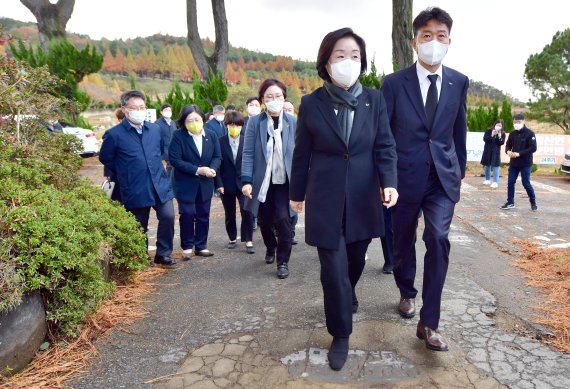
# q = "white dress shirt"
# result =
<box><xmin>229</xmin><ymin>136</ymin><xmax>239</xmax><ymax>162</ymax></box>
<box><xmin>416</xmin><ymin>62</ymin><xmax>443</xmax><ymax>105</ymax></box>
<box><xmin>192</xmin><ymin>131</ymin><xmax>204</xmax><ymax>156</ymax></box>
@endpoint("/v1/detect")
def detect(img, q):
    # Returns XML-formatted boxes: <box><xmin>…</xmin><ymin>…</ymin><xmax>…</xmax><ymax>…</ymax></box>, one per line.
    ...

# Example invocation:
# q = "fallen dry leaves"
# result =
<box><xmin>1</xmin><ymin>267</ymin><xmax>167</xmax><ymax>389</ymax></box>
<box><xmin>513</xmin><ymin>240</ymin><xmax>570</xmax><ymax>353</ymax></box>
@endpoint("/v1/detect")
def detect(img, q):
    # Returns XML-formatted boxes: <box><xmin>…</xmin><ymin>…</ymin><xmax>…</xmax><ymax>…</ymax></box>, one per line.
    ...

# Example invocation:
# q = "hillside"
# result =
<box><xmin>1</xmin><ymin>17</ymin><xmax>518</xmax><ymax>107</ymax></box>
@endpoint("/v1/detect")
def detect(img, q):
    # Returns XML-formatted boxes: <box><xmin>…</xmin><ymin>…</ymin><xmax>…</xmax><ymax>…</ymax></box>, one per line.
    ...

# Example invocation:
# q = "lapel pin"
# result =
<box><xmin>449</xmin><ymin>82</ymin><xmax>453</xmax><ymax>85</ymax></box>
<box><xmin>365</xmin><ymin>103</ymin><xmax>370</xmax><ymax>107</ymax></box>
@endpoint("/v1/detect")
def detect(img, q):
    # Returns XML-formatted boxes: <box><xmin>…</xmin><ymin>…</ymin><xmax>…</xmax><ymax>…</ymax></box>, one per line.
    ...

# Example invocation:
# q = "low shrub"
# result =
<box><xmin>0</xmin><ymin>133</ymin><xmax>148</xmax><ymax>336</ymax></box>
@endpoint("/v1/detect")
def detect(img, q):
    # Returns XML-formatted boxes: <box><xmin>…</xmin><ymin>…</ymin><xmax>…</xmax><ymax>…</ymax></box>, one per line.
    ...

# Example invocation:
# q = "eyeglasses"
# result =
<box><xmin>263</xmin><ymin>93</ymin><xmax>284</xmax><ymax>101</ymax></box>
<box><xmin>125</xmin><ymin>105</ymin><xmax>146</xmax><ymax>111</ymax></box>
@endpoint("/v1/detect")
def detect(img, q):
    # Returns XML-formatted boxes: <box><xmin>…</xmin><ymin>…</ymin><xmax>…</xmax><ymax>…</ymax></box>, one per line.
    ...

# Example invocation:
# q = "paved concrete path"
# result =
<box><xmin>73</xmin><ymin>167</ymin><xmax>570</xmax><ymax>389</ymax></box>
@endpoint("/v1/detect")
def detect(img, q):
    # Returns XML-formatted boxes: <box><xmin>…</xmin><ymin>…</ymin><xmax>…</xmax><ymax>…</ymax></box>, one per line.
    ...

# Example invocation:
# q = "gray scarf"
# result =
<box><xmin>324</xmin><ymin>81</ymin><xmax>363</xmax><ymax>145</ymax></box>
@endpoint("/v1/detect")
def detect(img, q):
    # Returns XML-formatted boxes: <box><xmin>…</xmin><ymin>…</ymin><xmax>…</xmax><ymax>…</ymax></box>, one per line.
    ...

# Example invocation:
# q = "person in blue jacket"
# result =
<box><xmin>99</xmin><ymin>90</ymin><xmax>176</xmax><ymax>267</ymax></box>
<box><xmin>169</xmin><ymin>104</ymin><xmax>222</xmax><ymax>259</ymax></box>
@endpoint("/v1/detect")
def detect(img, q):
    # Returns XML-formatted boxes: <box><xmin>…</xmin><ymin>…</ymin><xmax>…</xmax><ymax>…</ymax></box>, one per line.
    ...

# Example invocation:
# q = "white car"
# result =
<box><xmin>561</xmin><ymin>152</ymin><xmax>570</xmax><ymax>174</ymax></box>
<box><xmin>61</xmin><ymin>126</ymin><xmax>99</xmax><ymax>157</ymax></box>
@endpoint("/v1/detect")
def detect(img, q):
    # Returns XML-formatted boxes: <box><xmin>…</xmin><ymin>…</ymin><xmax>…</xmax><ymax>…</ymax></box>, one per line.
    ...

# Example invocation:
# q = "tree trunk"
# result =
<box><xmin>392</xmin><ymin>0</ymin><xmax>413</xmax><ymax>72</ymax></box>
<box><xmin>20</xmin><ymin>0</ymin><xmax>75</xmax><ymax>50</ymax></box>
<box><xmin>186</xmin><ymin>0</ymin><xmax>228</xmax><ymax>79</ymax></box>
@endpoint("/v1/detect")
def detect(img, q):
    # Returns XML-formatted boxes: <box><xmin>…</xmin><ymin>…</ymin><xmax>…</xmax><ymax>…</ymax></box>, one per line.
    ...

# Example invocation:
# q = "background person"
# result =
<box><xmin>241</xmin><ymin>79</ymin><xmax>297</xmax><ymax>280</ymax></box>
<box><xmin>155</xmin><ymin>103</ymin><xmax>178</xmax><ymax>181</ymax></box>
<box><xmin>481</xmin><ymin>119</ymin><xmax>506</xmax><ymax>188</ymax></box>
<box><xmin>290</xmin><ymin>28</ymin><xmax>397</xmax><ymax>371</ymax></box>
<box><xmin>381</xmin><ymin>7</ymin><xmax>469</xmax><ymax>352</ymax></box>
<box><xmin>283</xmin><ymin>101</ymin><xmax>295</xmax><ymax>115</ymax></box>
<box><xmin>169</xmin><ymin>104</ymin><xmax>222</xmax><ymax>259</ymax></box>
<box><xmin>215</xmin><ymin>111</ymin><xmax>255</xmax><ymax>254</ymax></box>
<box><xmin>99</xmin><ymin>90</ymin><xmax>176</xmax><ymax>267</ymax></box>
<box><xmin>500</xmin><ymin>113</ymin><xmax>537</xmax><ymax>211</ymax></box>
<box><xmin>205</xmin><ymin>104</ymin><xmax>227</xmax><ymax>138</ymax></box>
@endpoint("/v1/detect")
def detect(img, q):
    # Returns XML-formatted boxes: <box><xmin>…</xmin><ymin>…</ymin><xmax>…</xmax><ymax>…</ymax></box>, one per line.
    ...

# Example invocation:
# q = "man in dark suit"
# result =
<box><xmin>99</xmin><ymin>90</ymin><xmax>176</xmax><ymax>267</ymax></box>
<box><xmin>381</xmin><ymin>7</ymin><xmax>469</xmax><ymax>351</ymax></box>
<box><xmin>204</xmin><ymin>104</ymin><xmax>227</xmax><ymax>138</ymax></box>
<box><xmin>215</xmin><ymin>111</ymin><xmax>255</xmax><ymax>253</ymax></box>
<box><xmin>155</xmin><ymin>103</ymin><xmax>178</xmax><ymax>180</ymax></box>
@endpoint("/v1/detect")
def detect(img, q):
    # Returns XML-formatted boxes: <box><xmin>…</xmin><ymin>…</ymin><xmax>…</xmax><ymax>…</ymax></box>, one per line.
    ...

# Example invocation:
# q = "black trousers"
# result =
<box><xmin>317</xmin><ymin>234</ymin><xmax>370</xmax><ymax>337</ymax></box>
<box><xmin>220</xmin><ymin>190</ymin><xmax>254</xmax><ymax>242</ymax></box>
<box><xmin>178</xmin><ymin>190</ymin><xmax>212</xmax><ymax>251</ymax></box>
<box><xmin>257</xmin><ymin>182</ymin><xmax>292</xmax><ymax>265</ymax></box>
<box><xmin>128</xmin><ymin>198</ymin><xmax>175</xmax><ymax>258</ymax></box>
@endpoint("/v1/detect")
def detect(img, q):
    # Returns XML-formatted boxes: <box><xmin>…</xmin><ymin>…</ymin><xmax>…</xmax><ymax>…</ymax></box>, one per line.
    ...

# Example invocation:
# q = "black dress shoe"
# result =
<box><xmin>291</xmin><ymin>238</ymin><xmax>298</xmax><ymax>245</ymax></box>
<box><xmin>246</xmin><ymin>245</ymin><xmax>255</xmax><ymax>254</ymax></box>
<box><xmin>227</xmin><ymin>241</ymin><xmax>237</xmax><ymax>249</ymax></box>
<box><xmin>352</xmin><ymin>303</ymin><xmax>358</xmax><ymax>314</ymax></box>
<box><xmin>265</xmin><ymin>251</ymin><xmax>276</xmax><ymax>264</ymax></box>
<box><xmin>416</xmin><ymin>321</ymin><xmax>449</xmax><ymax>351</ymax></box>
<box><xmin>195</xmin><ymin>249</ymin><xmax>214</xmax><ymax>257</ymax></box>
<box><xmin>382</xmin><ymin>265</ymin><xmax>393</xmax><ymax>274</ymax></box>
<box><xmin>154</xmin><ymin>256</ymin><xmax>177</xmax><ymax>267</ymax></box>
<box><xmin>398</xmin><ymin>297</ymin><xmax>415</xmax><ymax>318</ymax></box>
<box><xmin>328</xmin><ymin>336</ymin><xmax>349</xmax><ymax>371</ymax></box>
<box><xmin>276</xmin><ymin>263</ymin><xmax>289</xmax><ymax>279</ymax></box>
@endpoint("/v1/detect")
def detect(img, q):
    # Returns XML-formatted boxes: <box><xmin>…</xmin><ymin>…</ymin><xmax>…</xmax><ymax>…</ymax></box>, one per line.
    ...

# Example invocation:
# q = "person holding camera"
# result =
<box><xmin>481</xmin><ymin>119</ymin><xmax>506</xmax><ymax>188</ymax></box>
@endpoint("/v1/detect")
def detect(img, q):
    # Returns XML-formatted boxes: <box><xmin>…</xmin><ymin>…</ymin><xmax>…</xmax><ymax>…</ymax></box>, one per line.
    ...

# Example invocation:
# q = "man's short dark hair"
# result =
<box><xmin>316</xmin><ymin>27</ymin><xmax>367</xmax><ymax>83</ymax></box>
<box><xmin>120</xmin><ymin>90</ymin><xmax>146</xmax><ymax>106</ymax></box>
<box><xmin>160</xmin><ymin>103</ymin><xmax>172</xmax><ymax>111</ymax></box>
<box><xmin>412</xmin><ymin>7</ymin><xmax>453</xmax><ymax>37</ymax></box>
<box><xmin>246</xmin><ymin>97</ymin><xmax>259</xmax><ymax>105</ymax></box>
<box><xmin>224</xmin><ymin>111</ymin><xmax>245</xmax><ymax>126</ymax></box>
<box><xmin>258</xmin><ymin>79</ymin><xmax>287</xmax><ymax>102</ymax></box>
<box><xmin>226</xmin><ymin>104</ymin><xmax>236</xmax><ymax>111</ymax></box>
<box><xmin>177</xmin><ymin>104</ymin><xmax>205</xmax><ymax>129</ymax></box>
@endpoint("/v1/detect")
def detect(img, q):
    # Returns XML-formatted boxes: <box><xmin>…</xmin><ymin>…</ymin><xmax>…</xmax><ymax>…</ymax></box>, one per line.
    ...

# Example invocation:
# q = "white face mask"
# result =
<box><xmin>265</xmin><ymin>100</ymin><xmax>284</xmax><ymax>113</ymax></box>
<box><xmin>127</xmin><ymin>109</ymin><xmax>146</xmax><ymax>125</ymax></box>
<box><xmin>161</xmin><ymin>111</ymin><xmax>172</xmax><ymax>119</ymax></box>
<box><xmin>247</xmin><ymin>106</ymin><xmax>261</xmax><ymax>116</ymax></box>
<box><xmin>215</xmin><ymin>114</ymin><xmax>225</xmax><ymax>122</ymax></box>
<box><xmin>513</xmin><ymin>123</ymin><xmax>524</xmax><ymax>130</ymax></box>
<box><xmin>416</xmin><ymin>40</ymin><xmax>449</xmax><ymax>66</ymax></box>
<box><xmin>494</xmin><ymin>125</ymin><xmax>502</xmax><ymax>131</ymax></box>
<box><xmin>329</xmin><ymin>59</ymin><xmax>361</xmax><ymax>88</ymax></box>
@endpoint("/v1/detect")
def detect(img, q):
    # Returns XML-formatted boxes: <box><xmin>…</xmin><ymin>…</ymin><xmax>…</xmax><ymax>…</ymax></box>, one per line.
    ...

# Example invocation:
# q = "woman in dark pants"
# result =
<box><xmin>480</xmin><ymin>119</ymin><xmax>506</xmax><ymax>188</ymax></box>
<box><xmin>241</xmin><ymin>79</ymin><xmax>297</xmax><ymax>279</ymax></box>
<box><xmin>289</xmin><ymin>28</ymin><xmax>398</xmax><ymax>371</ymax></box>
<box><xmin>169</xmin><ymin>104</ymin><xmax>221</xmax><ymax>259</ymax></box>
<box><xmin>215</xmin><ymin>111</ymin><xmax>255</xmax><ymax>253</ymax></box>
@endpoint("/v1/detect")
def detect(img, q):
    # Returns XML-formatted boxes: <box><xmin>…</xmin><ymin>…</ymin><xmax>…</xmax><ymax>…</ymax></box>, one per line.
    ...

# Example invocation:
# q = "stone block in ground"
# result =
<box><xmin>0</xmin><ymin>292</ymin><xmax>46</xmax><ymax>376</ymax></box>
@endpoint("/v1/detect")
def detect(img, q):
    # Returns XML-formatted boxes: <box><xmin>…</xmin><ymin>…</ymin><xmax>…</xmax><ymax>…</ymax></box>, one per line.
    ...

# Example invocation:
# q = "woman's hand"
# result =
<box><xmin>381</xmin><ymin>187</ymin><xmax>398</xmax><ymax>208</ymax></box>
<box><xmin>242</xmin><ymin>184</ymin><xmax>253</xmax><ymax>199</ymax></box>
<box><xmin>217</xmin><ymin>187</ymin><xmax>224</xmax><ymax>194</ymax></box>
<box><xmin>290</xmin><ymin>200</ymin><xmax>303</xmax><ymax>213</ymax></box>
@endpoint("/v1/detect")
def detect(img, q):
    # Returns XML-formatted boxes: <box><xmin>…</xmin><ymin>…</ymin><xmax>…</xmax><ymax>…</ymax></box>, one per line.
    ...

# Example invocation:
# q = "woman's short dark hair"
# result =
<box><xmin>316</xmin><ymin>28</ymin><xmax>367</xmax><ymax>82</ymax></box>
<box><xmin>258</xmin><ymin>79</ymin><xmax>287</xmax><ymax>102</ymax></box>
<box><xmin>177</xmin><ymin>104</ymin><xmax>205</xmax><ymax>129</ymax></box>
<box><xmin>412</xmin><ymin>7</ymin><xmax>453</xmax><ymax>37</ymax></box>
<box><xmin>246</xmin><ymin>96</ymin><xmax>259</xmax><ymax>105</ymax></box>
<box><xmin>224</xmin><ymin>111</ymin><xmax>245</xmax><ymax>126</ymax></box>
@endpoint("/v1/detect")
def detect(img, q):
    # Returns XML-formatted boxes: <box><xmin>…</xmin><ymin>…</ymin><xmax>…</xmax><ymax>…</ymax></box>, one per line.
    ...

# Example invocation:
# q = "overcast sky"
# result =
<box><xmin>2</xmin><ymin>0</ymin><xmax>568</xmax><ymax>101</ymax></box>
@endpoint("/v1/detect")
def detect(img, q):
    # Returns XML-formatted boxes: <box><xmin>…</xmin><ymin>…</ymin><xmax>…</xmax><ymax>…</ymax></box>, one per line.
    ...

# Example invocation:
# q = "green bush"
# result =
<box><xmin>531</xmin><ymin>164</ymin><xmax>538</xmax><ymax>173</ymax></box>
<box><xmin>0</xmin><ymin>134</ymin><xmax>148</xmax><ymax>336</ymax></box>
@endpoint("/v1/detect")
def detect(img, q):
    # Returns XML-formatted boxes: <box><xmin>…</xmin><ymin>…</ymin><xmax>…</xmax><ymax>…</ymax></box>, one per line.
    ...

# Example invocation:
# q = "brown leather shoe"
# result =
<box><xmin>398</xmin><ymin>297</ymin><xmax>415</xmax><ymax>318</ymax></box>
<box><xmin>416</xmin><ymin>322</ymin><xmax>449</xmax><ymax>351</ymax></box>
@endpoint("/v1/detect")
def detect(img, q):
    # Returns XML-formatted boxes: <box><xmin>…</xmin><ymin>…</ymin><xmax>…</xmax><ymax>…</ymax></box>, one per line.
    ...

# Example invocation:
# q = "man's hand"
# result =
<box><xmin>381</xmin><ymin>187</ymin><xmax>398</xmax><ymax>208</ymax></box>
<box><xmin>290</xmin><ymin>200</ymin><xmax>303</xmax><ymax>213</ymax></box>
<box><xmin>197</xmin><ymin>167</ymin><xmax>217</xmax><ymax>177</ymax></box>
<box><xmin>242</xmin><ymin>184</ymin><xmax>253</xmax><ymax>199</ymax></box>
<box><xmin>217</xmin><ymin>187</ymin><xmax>224</xmax><ymax>194</ymax></box>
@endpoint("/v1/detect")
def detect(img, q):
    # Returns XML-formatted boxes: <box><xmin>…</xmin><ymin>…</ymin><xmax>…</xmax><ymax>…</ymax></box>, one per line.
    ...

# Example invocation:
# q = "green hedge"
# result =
<box><xmin>0</xmin><ymin>133</ymin><xmax>148</xmax><ymax>336</ymax></box>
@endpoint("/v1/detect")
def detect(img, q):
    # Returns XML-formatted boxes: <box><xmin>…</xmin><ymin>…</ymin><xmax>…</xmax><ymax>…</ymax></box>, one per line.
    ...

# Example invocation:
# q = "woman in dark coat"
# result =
<box><xmin>480</xmin><ymin>119</ymin><xmax>506</xmax><ymax>188</ymax></box>
<box><xmin>169</xmin><ymin>104</ymin><xmax>221</xmax><ymax>259</ymax></box>
<box><xmin>289</xmin><ymin>28</ymin><xmax>398</xmax><ymax>371</ymax></box>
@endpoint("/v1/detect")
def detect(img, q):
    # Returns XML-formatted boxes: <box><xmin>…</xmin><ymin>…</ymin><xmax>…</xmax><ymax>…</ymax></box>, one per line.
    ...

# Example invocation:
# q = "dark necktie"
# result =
<box><xmin>425</xmin><ymin>74</ymin><xmax>438</xmax><ymax>128</ymax></box>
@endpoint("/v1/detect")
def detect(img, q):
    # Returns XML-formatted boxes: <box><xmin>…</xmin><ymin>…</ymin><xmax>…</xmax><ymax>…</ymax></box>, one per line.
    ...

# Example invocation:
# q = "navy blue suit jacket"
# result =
<box><xmin>290</xmin><ymin>87</ymin><xmax>397</xmax><ymax>249</ymax></box>
<box><xmin>168</xmin><ymin>129</ymin><xmax>222</xmax><ymax>203</ymax></box>
<box><xmin>214</xmin><ymin>133</ymin><xmax>245</xmax><ymax>195</ymax></box>
<box><xmin>99</xmin><ymin>119</ymin><xmax>173</xmax><ymax>209</ymax></box>
<box><xmin>204</xmin><ymin>119</ymin><xmax>227</xmax><ymax>138</ymax></box>
<box><xmin>155</xmin><ymin>117</ymin><xmax>178</xmax><ymax>162</ymax></box>
<box><xmin>381</xmin><ymin>64</ymin><xmax>469</xmax><ymax>203</ymax></box>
